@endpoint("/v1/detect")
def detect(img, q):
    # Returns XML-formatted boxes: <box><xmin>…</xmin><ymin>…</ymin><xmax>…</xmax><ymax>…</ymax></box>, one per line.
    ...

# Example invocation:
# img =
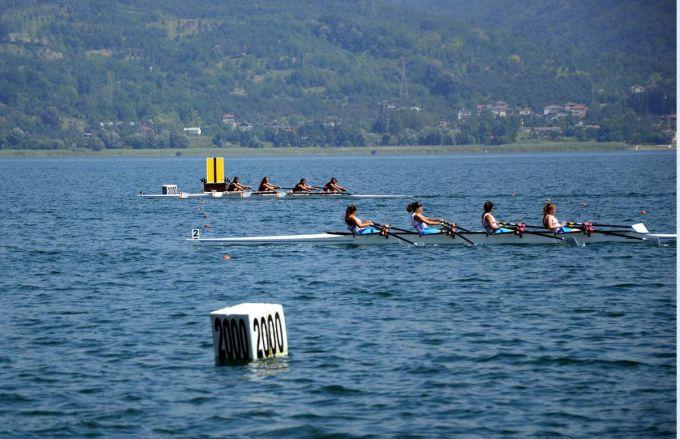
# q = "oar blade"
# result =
<box><xmin>631</xmin><ymin>223</ymin><xmax>648</xmax><ymax>234</ymax></box>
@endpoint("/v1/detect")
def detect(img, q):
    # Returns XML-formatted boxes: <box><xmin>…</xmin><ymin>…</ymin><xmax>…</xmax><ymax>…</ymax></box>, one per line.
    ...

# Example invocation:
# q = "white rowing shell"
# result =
<box><xmin>189</xmin><ymin>227</ymin><xmax>676</xmax><ymax>246</ymax></box>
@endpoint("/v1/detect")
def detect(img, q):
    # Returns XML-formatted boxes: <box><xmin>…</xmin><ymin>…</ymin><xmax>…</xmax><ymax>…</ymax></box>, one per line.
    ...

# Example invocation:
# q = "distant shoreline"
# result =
<box><xmin>0</xmin><ymin>142</ymin><xmax>674</xmax><ymax>158</ymax></box>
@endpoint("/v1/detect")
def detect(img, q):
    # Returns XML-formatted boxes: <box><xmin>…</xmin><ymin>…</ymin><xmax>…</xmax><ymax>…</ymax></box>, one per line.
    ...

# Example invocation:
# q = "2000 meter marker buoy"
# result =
<box><xmin>209</xmin><ymin>303</ymin><xmax>288</xmax><ymax>364</ymax></box>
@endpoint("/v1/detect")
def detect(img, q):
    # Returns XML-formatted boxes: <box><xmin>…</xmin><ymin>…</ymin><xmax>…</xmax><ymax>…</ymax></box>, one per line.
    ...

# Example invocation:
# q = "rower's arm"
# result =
<box><xmin>352</xmin><ymin>216</ymin><xmax>374</xmax><ymax>228</ymax></box>
<box><xmin>417</xmin><ymin>214</ymin><xmax>442</xmax><ymax>226</ymax></box>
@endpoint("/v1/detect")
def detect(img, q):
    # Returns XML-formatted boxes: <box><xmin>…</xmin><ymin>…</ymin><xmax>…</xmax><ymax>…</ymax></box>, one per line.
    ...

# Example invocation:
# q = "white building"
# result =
<box><xmin>183</xmin><ymin>127</ymin><xmax>202</xmax><ymax>136</ymax></box>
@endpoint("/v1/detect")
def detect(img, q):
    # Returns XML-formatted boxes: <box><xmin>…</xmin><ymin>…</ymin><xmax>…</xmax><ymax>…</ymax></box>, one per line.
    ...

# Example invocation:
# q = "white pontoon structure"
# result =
<box><xmin>139</xmin><ymin>190</ymin><xmax>406</xmax><ymax>199</ymax></box>
<box><xmin>188</xmin><ymin>223</ymin><xmax>676</xmax><ymax>247</ymax></box>
<box><xmin>139</xmin><ymin>156</ymin><xmax>407</xmax><ymax>199</ymax></box>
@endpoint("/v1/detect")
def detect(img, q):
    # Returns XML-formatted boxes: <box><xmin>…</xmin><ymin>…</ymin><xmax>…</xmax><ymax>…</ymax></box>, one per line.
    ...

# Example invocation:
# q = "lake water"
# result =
<box><xmin>0</xmin><ymin>151</ymin><xmax>676</xmax><ymax>437</ymax></box>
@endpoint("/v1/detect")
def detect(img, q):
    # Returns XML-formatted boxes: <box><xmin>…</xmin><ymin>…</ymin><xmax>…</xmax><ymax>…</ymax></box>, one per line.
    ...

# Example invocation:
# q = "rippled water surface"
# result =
<box><xmin>0</xmin><ymin>152</ymin><xmax>676</xmax><ymax>437</ymax></box>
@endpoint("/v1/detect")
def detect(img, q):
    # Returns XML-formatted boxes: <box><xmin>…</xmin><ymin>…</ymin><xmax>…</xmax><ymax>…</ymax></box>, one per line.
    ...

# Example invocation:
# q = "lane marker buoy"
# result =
<box><xmin>209</xmin><ymin>303</ymin><xmax>288</xmax><ymax>364</ymax></box>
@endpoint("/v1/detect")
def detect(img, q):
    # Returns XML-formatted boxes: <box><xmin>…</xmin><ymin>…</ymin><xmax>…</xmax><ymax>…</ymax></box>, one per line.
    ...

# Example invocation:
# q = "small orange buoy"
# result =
<box><xmin>222</xmin><ymin>255</ymin><xmax>231</xmax><ymax>260</ymax></box>
<box><xmin>640</xmin><ymin>210</ymin><xmax>648</xmax><ymax>215</ymax></box>
<box><xmin>204</xmin><ymin>224</ymin><xmax>211</xmax><ymax>228</ymax></box>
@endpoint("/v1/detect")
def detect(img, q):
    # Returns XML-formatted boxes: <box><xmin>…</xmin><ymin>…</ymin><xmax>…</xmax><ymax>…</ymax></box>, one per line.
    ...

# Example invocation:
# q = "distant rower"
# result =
<box><xmin>345</xmin><ymin>205</ymin><xmax>377</xmax><ymax>235</ymax></box>
<box><xmin>543</xmin><ymin>203</ymin><xmax>573</xmax><ymax>233</ymax></box>
<box><xmin>258</xmin><ymin>176</ymin><xmax>280</xmax><ymax>193</ymax></box>
<box><xmin>227</xmin><ymin>176</ymin><xmax>250</xmax><ymax>192</ymax></box>
<box><xmin>406</xmin><ymin>201</ymin><xmax>444</xmax><ymax>235</ymax></box>
<box><xmin>482</xmin><ymin>201</ymin><xmax>512</xmax><ymax>234</ymax></box>
<box><xmin>323</xmin><ymin>177</ymin><xmax>347</xmax><ymax>193</ymax></box>
<box><xmin>292</xmin><ymin>178</ymin><xmax>318</xmax><ymax>193</ymax></box>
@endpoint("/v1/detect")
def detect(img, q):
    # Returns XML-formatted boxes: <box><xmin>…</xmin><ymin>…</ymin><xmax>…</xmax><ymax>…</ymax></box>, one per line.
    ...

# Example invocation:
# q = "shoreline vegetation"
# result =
<box><xmin>0</xmin><ymin>141</ymin><xmax>674</xmax><ymax>158</ymax></box>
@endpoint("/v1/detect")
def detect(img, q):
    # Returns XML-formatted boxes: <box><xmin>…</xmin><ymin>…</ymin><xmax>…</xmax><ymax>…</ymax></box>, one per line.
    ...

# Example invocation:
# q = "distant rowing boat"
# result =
<box><xmin>139</xmin><ymin>190</ymin><xmax>407</xmax><ymax>199</ymax></box>
<box><xmin>188</xmin><ymin>223</ymin><xmax>676</xmax><ymax>246</ymax></box>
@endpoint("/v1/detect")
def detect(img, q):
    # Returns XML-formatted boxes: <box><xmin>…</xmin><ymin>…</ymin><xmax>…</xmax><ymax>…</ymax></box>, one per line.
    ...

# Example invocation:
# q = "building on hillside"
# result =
<box><xmin>323</xmin><ymin>117</ymin><xmax>341</xmax><ymax>128</ymax></box>
<box><xmin>378</xmin><ymin>100</ymin><xmax>397</xmax><ymax>112</ymax></box>
<box><xmin>476</xmin><ymin>103</ymin><xmax>493</xmax><ymax>114</ymax></box>
<box><xmin>236</xmin><ymin>122</ymin><xmax>253</xmax><ymax>132</ymax></box>
<box><xmin>543</xmin><ymin>105</ymin><xmax>563</xmax><ymax>115</ymax></box>
<box><xmin>564</xmin><ymin>102</ymin><xmax>587</xmax><ymax>119</ymax></box>
<box><xmin>397</xmin><ymin>106</ymin><xmax>421</xmax><ymax>112</ymax></box>
<box><xmin>457</xmin><ymin>108</ymin><xmax>472</xmax><ymax>120</ymax></box>
<box><xmin>518</xmin><ymin>107</ymin><xmax>533</xmax><ymax>116</ymax></box>
<box><xmin>222</xmin><ymin>113</ymin><xmax>237</xmax><ymax>128</ymax></box>
<box><xmin>492</xmin><ymin>101</ymin><xmax>509</xmax><ymax>117</ymax></box>
<box><xmin>183</xmin><ymin>127</ymin><xmax>202</xmax><ymax>136</ymax></box>
<box><xmin>438</xmin><ymin>120</ymin><xmax>449</xmax><ymax>128</ymax></box>
<box><xmin>630</xmin><ymin>85</ymin><xmax>645</xmax><ymax>94</ymax></box>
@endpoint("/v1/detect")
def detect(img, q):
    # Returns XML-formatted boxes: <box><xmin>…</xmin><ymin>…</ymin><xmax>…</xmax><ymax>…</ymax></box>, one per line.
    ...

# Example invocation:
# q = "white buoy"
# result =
<box><xmin>209</xmin><ymin>303</ymin><xmax>288</xmax><ymax>364</ymax></box>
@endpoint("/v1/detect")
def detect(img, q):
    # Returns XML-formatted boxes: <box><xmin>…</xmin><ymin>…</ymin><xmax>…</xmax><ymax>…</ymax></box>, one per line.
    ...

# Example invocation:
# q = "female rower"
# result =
<box><xmin>258</xmin><ymin>176</ymin><xmax>280</xmax><ymax>192</ymax></box>
<box><xmin>543</xmin><ymin>203</ymin><xmax>573</xmax><ymax>233</ymax></box>
<box><xmin>227</xmin><ymin>176</ymin><xmax>250</xmax><ymax>192</ymax></box>
<box><xmin>292</xmin><ymin>178</ymin><xmax>317</xmax><ymax>193</ymax></box>
<box><xmin>406</xmin><ymin>201</ymin><xmax>444</xmax><ymax>235</ymax></box>
<box><xmin>323</xmin><ymin>177</ymin><xmax>347</xmax><ymax>193</ymax></box>
<box><xmin>482</xmin><ymin>201</ymin><xmax>512</xmax><ymax>234</ymax></box>
<box><xmin>345</xmin><ymin>205</ymin><xmax>378</xmax><ymax>235</ymax></box>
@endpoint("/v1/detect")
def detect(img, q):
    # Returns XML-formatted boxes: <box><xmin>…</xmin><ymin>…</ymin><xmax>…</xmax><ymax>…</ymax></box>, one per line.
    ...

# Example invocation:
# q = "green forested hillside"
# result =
<box><xmin>0</xmin><ymin>0</ymin><xmax>675</xmax><ymax>150</ymax></box>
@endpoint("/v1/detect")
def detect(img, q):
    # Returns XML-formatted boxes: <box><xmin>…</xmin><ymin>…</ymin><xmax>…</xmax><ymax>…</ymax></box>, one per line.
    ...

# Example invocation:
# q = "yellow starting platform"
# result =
<box><xmin>203</xmin><ymin>157</ymin><xmax>227</xmax><ymax>192</ymax></box>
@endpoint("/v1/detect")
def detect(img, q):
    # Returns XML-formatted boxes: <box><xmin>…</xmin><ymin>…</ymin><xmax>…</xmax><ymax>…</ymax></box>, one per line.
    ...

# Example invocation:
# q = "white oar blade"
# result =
<box><xmin>631</xmin><ymin>223</ymin><xmax>648</xmax><ymax>234</ymax></box>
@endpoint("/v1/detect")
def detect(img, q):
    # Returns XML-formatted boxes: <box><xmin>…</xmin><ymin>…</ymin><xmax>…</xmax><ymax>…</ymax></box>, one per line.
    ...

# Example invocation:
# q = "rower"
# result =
<box><xmin>323</xmin><ymin>177</ymin><xmax>347</xmax><ymax>193</ymax></box>
<box><xmin>227</xmin><ymin>176</ymin><xmax>250</xmax><ymax>192</ymax></box>
<box><xmin>543</xmin><ymin>203</ymin><xmax>574</xmax><ymax>233</ymax></box>
<box><xmin>258</xmin><ymin>176</ymin><xmax>280</xmax><ymax>193</ymax></box>
<box><xmin>345</xmin><ymin>205</ymin><xmax>379</xmax><ymax>235</ymax></box>
<box><xmin>406</xmin><ymin>201</ymin><xmax>444</xmax><ymax>235</ymax></box>
<box><xmin>292</xmin><ymin>178</ymin><xmax>317</xmax><ymax>193</ymax></box>
<box><xmin>482</xmin><ymin>201</ymin><xmax>512</xmax><ymax>234</ymax></box>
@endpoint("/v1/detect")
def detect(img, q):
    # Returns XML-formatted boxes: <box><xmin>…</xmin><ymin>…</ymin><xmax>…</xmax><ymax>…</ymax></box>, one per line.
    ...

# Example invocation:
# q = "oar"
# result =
<box><xmin>373</xmin><ymin>223</ymin><xmax>419</xmax><ymax>246</ymax></box>
<box><xmin>383</xmin><ymin>225</ymin><xmax>421</xmax><ymax>234</ymax></box>
<box><xmin>499</xmin><ymin>222</ymin><xmax>566</xmax><ymax>242</ymax></box>
<box><xmin>440</xmin><ymin>221</ymin><xmax>477</xmax><ymax>247</ymax></box>
<box><xmin>566</xmin><ymin>221</ymin><xmax>647</xmax><ymax>232</ymax></box>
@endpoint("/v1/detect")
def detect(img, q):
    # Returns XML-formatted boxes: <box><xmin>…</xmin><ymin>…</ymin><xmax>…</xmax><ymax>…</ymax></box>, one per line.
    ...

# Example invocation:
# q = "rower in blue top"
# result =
<box><xmin>406</xmin><ymin>201</ymin><xmax>445</xmax><ymax>235</ymax></box>
<box><xmin>482</xmin><ymin>201</ymin><xmax>513</xmax><ymax>234</ymax></box>
<box><xmin>543</xmin><ymin>202</ymin><xmax>575</xmax><ymax>234</ymax></box>
<box><xmin>345</xmin><ymin>205</ymin><xmax>379</xmax><ymax>235</ymax></box>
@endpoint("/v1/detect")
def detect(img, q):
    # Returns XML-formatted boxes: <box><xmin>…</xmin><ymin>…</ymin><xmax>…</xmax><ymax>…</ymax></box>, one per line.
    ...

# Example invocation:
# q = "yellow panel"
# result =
<box><xmin>216</xmin><ymin>157</ymin><xmax>224</xmax><ymax>183</ymax></box>
<box><xmin>206</xmin><ymin>157</ymin><xmax>215</xmax><ymax>183</ymax></box>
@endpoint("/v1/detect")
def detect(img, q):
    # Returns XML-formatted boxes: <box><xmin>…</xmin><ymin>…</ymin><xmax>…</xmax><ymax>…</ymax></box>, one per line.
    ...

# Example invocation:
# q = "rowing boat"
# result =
<box><xmin>139</xmin><ymin>190</ymin><xmax>407</xmax><ymax>199</ymax></box>
<box><xmin>188</xmin><ymin>223</ymin><xmax>676</xmax><ymax>246</ymax></box>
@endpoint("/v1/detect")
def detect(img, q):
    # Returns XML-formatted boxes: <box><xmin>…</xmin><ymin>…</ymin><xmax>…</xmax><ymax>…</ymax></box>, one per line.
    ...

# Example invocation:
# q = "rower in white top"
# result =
<box><xmin>481</xmin><ymin>201</ymin><xmax>513</xmax><ymax>234</ymax></box>
<box><xmin>345</xmin><ymin>205</ymin><xmax>379</xmax><ymax>235</ymax></box>
<box><xmin>543</xmin><ymin>203</ymin><xmax>575</xmax><ymax>234</ymax></box>
<box><xmin>406</xmin><ymin>201</ymin><xmax>445</xmax><ymax>235</ymax></box>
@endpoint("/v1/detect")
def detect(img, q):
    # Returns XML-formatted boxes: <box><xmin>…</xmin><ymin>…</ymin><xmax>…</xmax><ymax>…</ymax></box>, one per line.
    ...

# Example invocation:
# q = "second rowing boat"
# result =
<box><xmin>188</xmin><ymin>223</ymin><xmax>676</xmax><ymax>246</ymax></box>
